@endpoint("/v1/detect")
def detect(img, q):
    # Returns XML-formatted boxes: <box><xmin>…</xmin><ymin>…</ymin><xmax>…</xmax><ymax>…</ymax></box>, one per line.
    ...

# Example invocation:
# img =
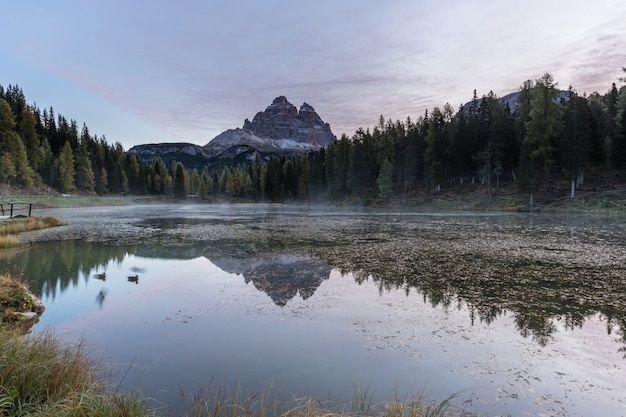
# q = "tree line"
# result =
<box><xmin>1</xmin><ymin>70</ymin><xmax>625</xmax><ymax>204</ymax></box>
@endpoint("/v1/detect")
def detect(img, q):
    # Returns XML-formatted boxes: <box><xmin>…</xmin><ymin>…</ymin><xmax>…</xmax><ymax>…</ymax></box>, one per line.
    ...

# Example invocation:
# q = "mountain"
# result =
<box><xmin>461</xmin><ymin>90</ymin><xmax>571</xmax><ymax>114</ymax></box>
<box><xmin>129</xmin><ymin>96</ymin><xmax>336</xmax><ymax>170</ymax></box>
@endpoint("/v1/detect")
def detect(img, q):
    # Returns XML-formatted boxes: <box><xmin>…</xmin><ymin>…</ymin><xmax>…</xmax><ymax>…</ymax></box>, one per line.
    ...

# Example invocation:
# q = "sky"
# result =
<box><xmin>2</xmin><ymin>1</ymin><xmax>626</xmax><ymax>150</ymax></box>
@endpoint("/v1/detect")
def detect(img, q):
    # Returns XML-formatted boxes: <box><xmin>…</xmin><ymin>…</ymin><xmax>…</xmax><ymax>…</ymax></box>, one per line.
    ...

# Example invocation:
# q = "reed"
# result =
<box><xmin>0</xmin><ymin>235</ymin><xmax>18</xmax><ymax>249</ymax></box>
<box><xmin>176</xmin><ymin>383</ymin><xmax>467</xmax><ymax>417</ymax></box>
<box><xmin>0</xmin><ymin>330</ymin><xmax>155</xmax><ymax>417</ymax></box>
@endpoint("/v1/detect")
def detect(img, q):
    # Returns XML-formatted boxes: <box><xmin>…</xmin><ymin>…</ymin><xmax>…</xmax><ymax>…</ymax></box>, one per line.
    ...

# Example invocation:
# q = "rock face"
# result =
<box><xmin>204</xmin><ymin>96</ymin><xmax>336</xmax><ymax>161</ymax></box>
<box><xmin>130</xmin><ymin>96</ymin><xmax>336</xmax><ymax>171</ymax></box>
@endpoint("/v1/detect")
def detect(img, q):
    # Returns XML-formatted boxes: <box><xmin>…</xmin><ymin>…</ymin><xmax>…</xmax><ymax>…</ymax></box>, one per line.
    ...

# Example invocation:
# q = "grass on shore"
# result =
<box><xmin>0</xmin><ymin>275</ymin><xmax>32</xmax><ymax>319</ymax></box>
<box><xmin>0</xmin><ymin>216</ymin><xmax>64</xmax><ymax>249</ymax></box>
<box><xmin>0</xmin><ymin>329</ymin><xmax>156</xmax><ymax>417</ymax></box>
<box><xmin>0</xmin><ymin>328</ymin><xmax>468</xmax><ymax>417</ymax></box>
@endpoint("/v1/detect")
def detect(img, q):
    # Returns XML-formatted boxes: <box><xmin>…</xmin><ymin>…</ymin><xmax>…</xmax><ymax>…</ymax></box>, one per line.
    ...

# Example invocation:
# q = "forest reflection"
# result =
<box><xmin>2</xmin><ymin>238</ymin><xmax>624</xmax><ymax>354</ymax></box>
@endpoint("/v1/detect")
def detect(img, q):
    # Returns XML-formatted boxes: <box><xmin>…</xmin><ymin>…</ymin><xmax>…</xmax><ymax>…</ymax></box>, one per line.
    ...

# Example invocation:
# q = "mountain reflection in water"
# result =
<box><xmin>2</xmin><ymin>240</ymin><xmax>332</xmax><ymax>308</ymax></box>
<box><xmin>3</xmin><ymin>237</ymin><xmax>625</xmax><ymax>353</ymax></box>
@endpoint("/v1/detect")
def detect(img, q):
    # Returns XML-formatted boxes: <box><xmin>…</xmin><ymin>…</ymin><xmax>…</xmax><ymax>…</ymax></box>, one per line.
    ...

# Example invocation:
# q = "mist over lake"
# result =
<box><xmin>6</xmin><ymin>204</ymin><xmax>626</xmax><ymax>416</ymax></box>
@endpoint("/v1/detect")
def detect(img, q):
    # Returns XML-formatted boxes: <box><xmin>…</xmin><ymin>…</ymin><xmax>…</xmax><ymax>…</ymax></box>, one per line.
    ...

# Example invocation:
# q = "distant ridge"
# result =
<box><xmin>460</xmin><ymin>90</ymin><xmax>571</xmax><ymax>114</ymax></box>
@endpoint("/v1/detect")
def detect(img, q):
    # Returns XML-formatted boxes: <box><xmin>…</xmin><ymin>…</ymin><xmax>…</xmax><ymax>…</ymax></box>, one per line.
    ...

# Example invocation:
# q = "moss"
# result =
<box><xmin>0</xmin><ymin>275</ymin><xmax>42</xmax><ymax>328</ymax></box>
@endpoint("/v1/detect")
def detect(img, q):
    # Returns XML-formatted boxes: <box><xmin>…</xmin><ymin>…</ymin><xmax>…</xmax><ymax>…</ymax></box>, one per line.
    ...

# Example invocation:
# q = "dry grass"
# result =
<box><xmin>176</xmin><ymin>382</ymin><xmax>467</xmax><ymax>417</ymax></box>
<box><xmin>0</xmin><ymin>216</ymin><xmax>64</xmax><ymax>249</ymax></box>
<box><xmin>0</xmin><ymin>235</ymin><xmax>18</xmax><ymax>249</ymax></box>
<box><xmin>0</xmin><ymin>329</ymin><xmax>156</xmax><ymax>417</ymax></box>
<box><xmin>0</xmin><ymin>216</ymin><xmax>64</xmax><ymax>235</ymax></box>
<box><xmin>0</xmin><ymin>275</ymin><xmax>33</xmax><ymax>314</ymax></box>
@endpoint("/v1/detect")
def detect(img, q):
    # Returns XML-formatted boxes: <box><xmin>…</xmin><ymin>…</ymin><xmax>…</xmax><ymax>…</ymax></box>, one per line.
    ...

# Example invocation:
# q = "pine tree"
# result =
<box><xmin>613</xmin><ymin>69</ymin><xmax>626</xmax><ymax>168</ymax></box>
<box><xmin>0</xmin><ymin>153</ymin><xmax>16</xmax><ymax>185</ymax></box>
<box><xmin>0</xmin><ymin>99</ymin><xmax>16</xmax><ymax>150</ymax></box>
<box><xmin>173</xmin><ymin>162</ymin><xmax>187</xmax><ymax>199</ymax></box>
<box><xmin>298</xmin><ymin>154</ymin><xmax>310</xmax><ymax>198</ymax></box>
<box><xmin>11</xmin><ymin>133</ymin><xmax>37</xmax><ymax>188</ymax></box>
<box><xmin>558</xmin><ymin>88</ymin><xmax>592</xmax><ymax>198</ymax></box>
<box><xmin>191</xmin><ymin>171</ymin><xmax>201</xmax><ymax>196</ymax></box>
<box><xmin>56</xmin><ymin>141</ymin><xmax>76</xmax><ymax>193</ymax></box>
<box><xmin>424</xmin><ymin>105</ymin><xmax>453</xmax><ymax>190</ymax></box>
<box><xmin>518</xmin><ymin>73</ymin><xmax>562</xmax><ymax>207</ymax></box>
<box><xmin>474</xmin><ymin>92</ymin><xmax>506</xmax><ymax>200</ymax></box>
<box><xmin>376</xmin><ymin>157</ymin><xmax>394</xmax><ymax>200</ymax></box>
<box><xmin>18</xmin><ymin>105</ymin><xmax>42</xmax><ymax>171</ymax></box>
<box><xmin>198</xmin><ymin>178</ymin><xmax>209</xmax><ymax>199</ymax></box>
<box><xmin>75</xmin><ymin>143</ymin><xmax>96</xmax><ymax>193</ymax></box>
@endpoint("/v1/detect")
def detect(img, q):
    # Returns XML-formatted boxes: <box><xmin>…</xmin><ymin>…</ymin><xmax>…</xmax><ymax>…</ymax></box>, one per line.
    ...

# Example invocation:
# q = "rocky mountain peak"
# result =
<box><xmin>238</xmin><ymin>96</ymin><xmax>333</xmax><ymax>144</ymax></box>
<box><xmin>130</xmin><ymin>96</ymin><xmax>336</xmax><ymax>171</ymax></box>
<box><xmin>204</xmin><ymin>96</ymin><xmax>336</xmax><ymax>162</ymax></box>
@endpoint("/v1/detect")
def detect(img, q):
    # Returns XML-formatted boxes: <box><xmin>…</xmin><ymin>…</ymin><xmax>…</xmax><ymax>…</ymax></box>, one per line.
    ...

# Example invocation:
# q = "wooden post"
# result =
<box><xmin>10</xmin><ymin>203</ymin><xmax>13</xmax><ymax>218</ymax></box>
<box><xmin>29</xmin><ymin>203</ymin><xmax>32</xmax><ymax>217</ymax></box>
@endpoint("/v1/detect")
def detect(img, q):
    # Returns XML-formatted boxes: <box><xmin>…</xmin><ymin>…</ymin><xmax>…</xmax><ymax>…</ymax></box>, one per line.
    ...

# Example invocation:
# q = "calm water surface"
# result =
<box><xmin>4</xmin><ymin>205</ymin><xmax>625</xmax><ymax>416</ymax></box>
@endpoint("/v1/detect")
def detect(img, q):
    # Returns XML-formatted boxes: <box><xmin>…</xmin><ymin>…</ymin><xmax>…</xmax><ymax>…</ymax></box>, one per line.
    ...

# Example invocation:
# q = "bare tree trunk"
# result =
<box><xmin>570</xmin><ymin>179</ymin><xmax>575</xmax><ymax>199</ymax></box>
<box><xmin>529</xmin><ymin>192</ymin><xmax>534</xmax><ymax>211</ymax></box>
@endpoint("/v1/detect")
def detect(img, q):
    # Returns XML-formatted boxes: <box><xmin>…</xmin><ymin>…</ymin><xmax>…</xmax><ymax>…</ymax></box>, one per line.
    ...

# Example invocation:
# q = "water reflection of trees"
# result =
<box><xmin>315</xmin><ymin>244</ymin><xmax>626</xmax><ymax>352</ymax></box>
<box><xmin>0</xmin><ymin>241</ymin><xmax>138</xmax><ymax>300</ymax></box>
<box><xmin>3</xmin><ymin>235</ymin><xmax>624</xmax><ymax>353</ymax></box>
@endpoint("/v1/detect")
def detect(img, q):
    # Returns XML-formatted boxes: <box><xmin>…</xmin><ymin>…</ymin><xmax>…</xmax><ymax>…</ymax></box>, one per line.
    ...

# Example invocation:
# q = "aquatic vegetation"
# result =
<box><xmin>176</xmin><ymin>382</ymin><xmax>465</xmax><ymax>417</ymax></box>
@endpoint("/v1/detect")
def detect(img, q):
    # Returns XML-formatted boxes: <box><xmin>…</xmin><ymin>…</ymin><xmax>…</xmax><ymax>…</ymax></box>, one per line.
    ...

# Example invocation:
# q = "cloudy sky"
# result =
<box><xmin>2</xmin><ymin>1</ymin><xmax>625</xmax><ymax>149</ymax></box>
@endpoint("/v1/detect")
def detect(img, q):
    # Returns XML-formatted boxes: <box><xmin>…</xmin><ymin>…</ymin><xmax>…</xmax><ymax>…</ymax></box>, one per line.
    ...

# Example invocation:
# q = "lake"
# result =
<box><xmin>4</xmin><ymin>204</ymin><xmax>626</xmax><ymax>416</ymax></box>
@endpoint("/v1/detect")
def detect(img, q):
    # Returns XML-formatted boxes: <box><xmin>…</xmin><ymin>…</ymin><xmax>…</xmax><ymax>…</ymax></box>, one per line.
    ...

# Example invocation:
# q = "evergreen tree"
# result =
<box><xmin>173</xmin><ymin>162</ymin><xmax>187</xmax><ymax>199</ymax></box>
<box><xmin>347</xmin><ymin>129</ymin><xmax>370</xmax><ymax>196</ymax></box>
<box><xmin>424</xmin><ymin>105</ymin><xmax>453</xmax><ymax>190</ymax></box>
<box><xmin>328</xmin><ymin>135</ymin><xmax>350</xmax><ymax>197</ymax></box>
<box><xmin>18</xmin><ymin>105</ymin><xmax>42</xmax><ymax>171</ymax></box>
<box><xmin>251</xmin><ymin>154</ymin><xmax>262</xmax><ymax>197</ymax></box>
<box><xmin>201</xmin><ymin>166</ymin><xmax>212</xmax><ymax>196</ymax></box>
<box><xmin>298</xmin><ymin>154</ymin><xmax>310</xmax><ymax>198</ymax></box>
<box><xmin>518</xmin><ymin>73</ymin><xmax>562</xmax><ymax>206</ymax></box>
<box><xmin>558</xmin><ymin>88</ymin><xmax>592</xmax><ymax>198</ymax></box>
<box><xmin>474</xmin><ymin>92</ymin><xmax>506</xmax><ymax>200</ymax></box>
<box><xmin>283</xmin><ymin>158</ymin><xmax>298</xmax><ymax>198</ymax></box>
<box><xmin>96</xmin><ymin>167</ymin><xmax>108</xmax><ymax>195</ymax></box>
<box><xmin>198</xmin><ymin>177</ymin><xmax>209</xmax><ymax>199</ymax></box>
<box><xmin>613</xmin><ymin>69</ymin><xmax>626</xmax><ymax>168</ymax></box>
<box><xmin>0</xmin><ymin>99</ymin><xmax>16</xmax><ymax>149</ymax></box>
<box><xmin>75</xmin><ymin>143</ymin><xmax>96</xmax><ymax>193</ymax></box>
<box><xmin>11</xmin><ymin>132</ymin><xmax>37</xmax><ymax>188</ymax></box>
<box><xmin>56</xmin><ymin>141</ymin><xmax>76</xmax><ymax>193</ymax></box>
<box><xmin>191</xmin><ymin>171</ymin><xmax>201</xmax><ymax>196</ymax></box>
<box><xmin>164</xmin><ymin>174</ymin><xmax>174</xmax><ymax>196</ymax></box>
<box><xmin>0</xmin><ymin>153</ymin><xmax>16</xmax><ymax>185</ymax></box>
<box><xmin>262</xmin><ymin>158</ymin><xmax>282</xmax><ymax>200</ymax></box>
<box><xmin>376</xmin><ymin>157</ymin><xmax>394</xmax><ymax>200</ymax></box>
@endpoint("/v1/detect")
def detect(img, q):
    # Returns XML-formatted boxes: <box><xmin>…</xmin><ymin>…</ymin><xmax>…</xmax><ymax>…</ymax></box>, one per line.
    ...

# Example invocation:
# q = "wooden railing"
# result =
<box><xmin>0</xmin><ymin>202</ymin><xmax>33</xmax><ymax>218</ymax></box>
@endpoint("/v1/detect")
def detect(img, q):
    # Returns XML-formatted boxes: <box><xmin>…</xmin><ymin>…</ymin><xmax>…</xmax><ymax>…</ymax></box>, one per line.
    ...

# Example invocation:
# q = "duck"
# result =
<box><xmin>127</xmin><ymin>274</ymin><xmax>139</xmax><ymax>284</ymax></box>
<box><xmin>94</xmin><ymin>272</ymin><xmax>106</xmax><ymax>281</ymax></box>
